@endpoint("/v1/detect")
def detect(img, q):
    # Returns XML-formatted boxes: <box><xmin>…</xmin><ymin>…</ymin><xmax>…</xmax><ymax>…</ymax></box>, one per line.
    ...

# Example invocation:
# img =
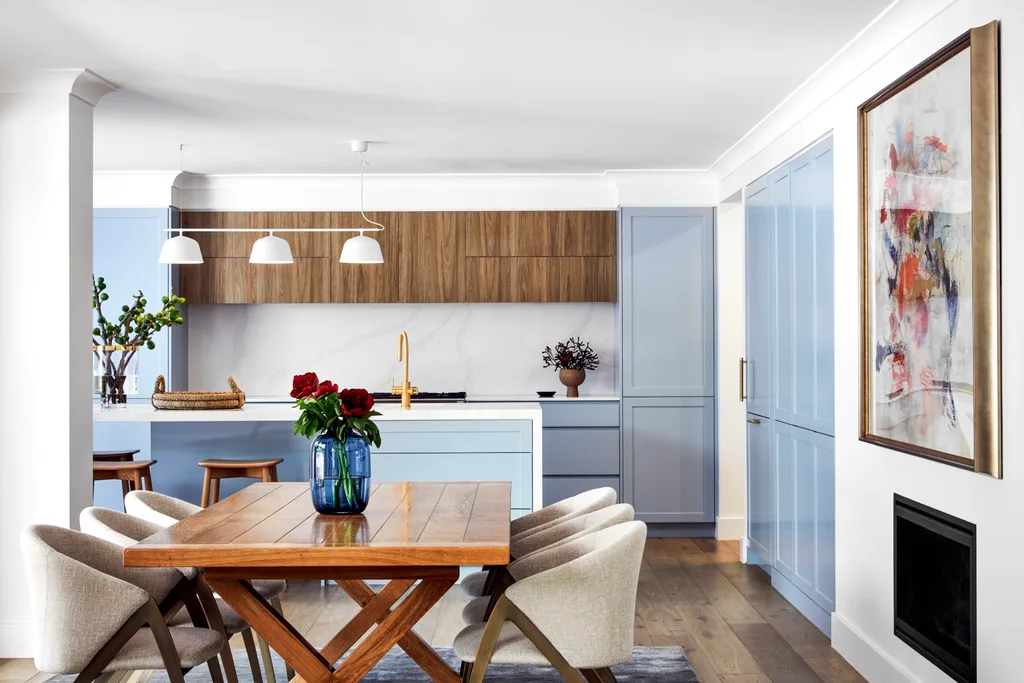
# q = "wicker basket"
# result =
<box><xmin>151</xmin><ymin>375</ymin><xmax>246</xmax><ymax>410</ymax></box>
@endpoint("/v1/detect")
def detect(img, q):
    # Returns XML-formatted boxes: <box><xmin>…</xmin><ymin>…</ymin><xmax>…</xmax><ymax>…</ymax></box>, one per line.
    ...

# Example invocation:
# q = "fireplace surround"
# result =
<box><xmin>893</xmin><ymin>494</ymin><xmax>976</xmax><ymax>683</ymax></box>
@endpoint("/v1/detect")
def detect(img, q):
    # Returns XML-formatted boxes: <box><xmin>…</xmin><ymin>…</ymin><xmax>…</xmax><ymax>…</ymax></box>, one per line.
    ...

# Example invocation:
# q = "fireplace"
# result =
<box><xmin>894</xmin><ymin>494</ymin><xmax>976</xmax><ymax>683</ymax></box>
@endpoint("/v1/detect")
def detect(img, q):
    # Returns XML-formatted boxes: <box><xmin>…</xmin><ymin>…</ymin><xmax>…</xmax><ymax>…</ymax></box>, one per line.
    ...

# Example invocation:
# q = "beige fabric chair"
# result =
<box><xmin>81</xmin><ymin>507</ymin><xmax>266</xmax><ymax>683</ymax></box>
<box><xmin>454</xmin><ymin>521</ymin><xmax>647</xmax><ymax>683</ymax></box>
<box><xmin>509</xmin><ymin>487</ymin><xmax>618</xmax><ymax>542</ymax></box>
<box><xmin>460</xmin><ymin>490</ymin><xmax>621</xmax><ymax>601</ymax></box>
<box><xmin>124</xmin><ymin>490</ymin><xmax>292</xmax><ymax>683</ymax></box>
<box><xmin>461</xmin><ymin>503</ymin><xmax>635</xmax><ymax>624</ymax></box>
<box><xmin>21</xmin><ymin>525</ymin><xmax>224</xmax><ymax>683</ymax></box>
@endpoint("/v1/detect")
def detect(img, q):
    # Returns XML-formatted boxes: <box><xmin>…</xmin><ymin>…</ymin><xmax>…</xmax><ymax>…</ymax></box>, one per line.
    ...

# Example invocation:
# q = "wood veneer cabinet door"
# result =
<box><xmin>465</xmin><ymin>211</ymin><xmax>615</xmax><ymax>257</ymax></box>
<box><xmin>465</xmin><ymin>257</ymin><xmax>615</xmax><ymax>302</ymax></box>
<box><xmin>249</xmin><ymin>259</ymin><xmax>331</xmax><ymax>303</ymax></box>
<box><xmin>179</xmin><ymin>259</ymin><xmax>248</xmax><ymax>304</ymax></box>
<box><xmin>398</xmin><ymin>212</ymin><xmax>464</xmax><ymax>303</ymax></box>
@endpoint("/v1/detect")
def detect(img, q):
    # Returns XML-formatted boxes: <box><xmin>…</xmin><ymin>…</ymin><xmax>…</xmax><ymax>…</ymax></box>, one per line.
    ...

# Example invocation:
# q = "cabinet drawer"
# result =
<box><xmin>543</xmin><ymin>428</ymin><xmax>620</xmax><ymax>476</ymax></box>
<box><xmin>543</xmin><ymin>476</ymin><xmax>620</xmax><ymax>507</ymax></box>
<box><xmin>541</xmin><ymin>402</ymin><xmax>620</xmax><ymax>428</ymax></box>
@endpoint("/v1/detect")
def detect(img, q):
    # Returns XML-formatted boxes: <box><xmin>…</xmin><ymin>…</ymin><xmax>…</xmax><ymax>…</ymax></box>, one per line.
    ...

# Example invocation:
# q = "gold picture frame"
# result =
<box><xmin>858</xmin><ymin>21</ymin><xmax>1001</xmax><ymax>478</ymax></box>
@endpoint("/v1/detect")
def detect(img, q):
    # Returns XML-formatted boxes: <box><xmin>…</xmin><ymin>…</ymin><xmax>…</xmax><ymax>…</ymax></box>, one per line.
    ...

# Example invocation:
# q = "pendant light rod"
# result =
<box><xmin>357</xmin><ymin>152</ymin><xmax>385</xmax><ymax>234</ymax></box>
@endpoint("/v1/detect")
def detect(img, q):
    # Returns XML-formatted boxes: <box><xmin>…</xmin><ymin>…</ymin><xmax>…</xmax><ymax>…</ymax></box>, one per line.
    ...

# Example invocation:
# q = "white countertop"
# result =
<box><xmin>94</xmin><ymin>401</ymin><xmax>543</xmax><ymax>423</ymax></box>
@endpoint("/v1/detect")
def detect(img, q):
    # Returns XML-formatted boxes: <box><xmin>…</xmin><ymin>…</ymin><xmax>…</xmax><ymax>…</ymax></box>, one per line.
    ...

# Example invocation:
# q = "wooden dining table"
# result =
<box><xmin>124</xmin><ymin>481</ymin><xmax>511</xmax><ymax>683</ymax></box>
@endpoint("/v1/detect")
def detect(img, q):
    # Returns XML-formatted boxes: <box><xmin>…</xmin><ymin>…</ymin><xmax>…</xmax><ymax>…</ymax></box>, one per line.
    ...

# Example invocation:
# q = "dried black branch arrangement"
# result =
<box><xmin>541</xmin><ymin>337</ymin><xmax>600</xmax><ymax>371</ymax></box>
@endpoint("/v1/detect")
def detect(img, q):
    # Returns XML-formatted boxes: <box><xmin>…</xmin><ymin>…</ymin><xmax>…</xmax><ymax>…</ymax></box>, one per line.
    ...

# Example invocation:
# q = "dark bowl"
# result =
<box><xmin>537</xmin><ymin>391</ymin><xmax>556</xmax><ymax>398</ymax></box>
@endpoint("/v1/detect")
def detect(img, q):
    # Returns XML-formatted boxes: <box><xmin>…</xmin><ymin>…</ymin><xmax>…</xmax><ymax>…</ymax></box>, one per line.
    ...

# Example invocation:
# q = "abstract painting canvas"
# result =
<box><xmin>859</xmin><ymin>22</ymin><xmax>1002</xmax><ymax>477</ymax></box>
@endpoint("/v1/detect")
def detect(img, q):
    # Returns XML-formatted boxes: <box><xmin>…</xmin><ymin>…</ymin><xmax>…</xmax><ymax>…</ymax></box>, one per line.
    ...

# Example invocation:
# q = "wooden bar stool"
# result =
<box><xmin>93</xmin><ymin>449</ymin><xmax>141</xmax><ymax>498</ymax></box>
<box><xmin>198</xmin><ymin>458</ymin><xmax>284</xmax><ymax>508</ymax></box>
<box><xmin>93</xmin><ymin>460</ymin><xmax>156</xmax><ymax>509</ymax></box>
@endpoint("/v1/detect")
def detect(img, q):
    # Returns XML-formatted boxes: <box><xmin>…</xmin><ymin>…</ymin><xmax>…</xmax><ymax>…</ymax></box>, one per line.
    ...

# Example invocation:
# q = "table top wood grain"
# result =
<box><xmin>123</xmin><ymin>481</ymin><xmax>511</xmax><ymax>568</ymax></box>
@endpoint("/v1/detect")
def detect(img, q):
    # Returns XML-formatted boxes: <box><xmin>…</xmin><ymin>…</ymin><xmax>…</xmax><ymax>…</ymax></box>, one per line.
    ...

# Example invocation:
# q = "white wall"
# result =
<box><xmin>716</xmin><ymin>195</ymin><xmax>746</xmax><ymax>540</ymax></box>
<box><xmin>713</xmin><ymin>0</ymin><xmax>1022</xmax><ymax>680</ymax></box>
<box><xmin>0</xmin><ymin>70</ymin><xmax>113</xmax><ymax>657</ymax></box>
<box><xmin>186</xmin><ymin>303</ymin><xmax>616</xmax><ymax>398</ymax></box>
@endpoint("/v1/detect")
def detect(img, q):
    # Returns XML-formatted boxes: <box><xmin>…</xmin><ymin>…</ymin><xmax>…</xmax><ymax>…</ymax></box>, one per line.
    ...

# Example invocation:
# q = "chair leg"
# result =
<box><xmin>201</xmin><ymin>470</ymin><xmax>212</xmax><ymax>508</ymax></box>
<box><xmin>500</xmin><ymin>597</ymin><xmax>587</xmax><ymax>683</ymax></box>
<box><xmin>240</xmin><ymin>629</ymin><xmax>266</xmax><ymax>683</ymax></box>
<box><xmin>582</xmin><ymin>670</ymin><xmax>616</xmax><ymax>683</ymax></box>
<box><xmin>257</xmin><ymin>635</ymin><xmax>277</xmax><ymax>683</ymax></box>
<box><xmin>195</xmin><ymin>578</ymin><xmax>243</xmax><ymax>683</ymax></box>
<box><xmin>146</xmin><ymin>602</ymin><xmax>187</xmax><ymax>683</ymax></box>
<box><xmin>468</xmin><ymin>596</ymin><xmax>510</xmax><ymax>683</ymax></box>
<box><xmin>211</xmin><ymin>478</ymin><xmax>221</xmax><ymax>506</ymax></box>
<box><xmin>132</xmin><ymin>470</ymin><xmax>144</xmax><ymax>495</ymax></box>
<box><xmin>269</xmin><ymin>596</ymin><xmax>294</xmax><ymax>681</ymax></box>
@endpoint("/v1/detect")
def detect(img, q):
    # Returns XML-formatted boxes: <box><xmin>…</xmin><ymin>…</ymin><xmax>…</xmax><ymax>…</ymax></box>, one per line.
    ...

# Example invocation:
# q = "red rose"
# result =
<box><xmin>313</xmin><ymin>380</ymin><xmax>339</xmax><ymax>398</ymax></box>
<box><xmin>340</xmin><ymin>388</ymin><xmax>374</xmax><ymax>417</ymax></box>
<box><xmin>290</xmin><ymin>372</ymin><xmax>319</xmax><ymax>399</ymax></box>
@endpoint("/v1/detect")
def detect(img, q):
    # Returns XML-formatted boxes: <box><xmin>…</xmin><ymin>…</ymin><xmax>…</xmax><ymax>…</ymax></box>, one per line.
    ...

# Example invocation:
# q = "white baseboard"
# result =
<box><xmin>715</xmin><ymin>515</ymin><xmax>745</xmax><ymax>540</ymax></box>
<box><xmin>0</xmin><ymin>622</ymin><xmax>34</xmax><ymax>658</ymax></box>
<box><xmin>831</xmin><ymin>613</ymin><xmax>917</xmax><ymax>683</ymax></box>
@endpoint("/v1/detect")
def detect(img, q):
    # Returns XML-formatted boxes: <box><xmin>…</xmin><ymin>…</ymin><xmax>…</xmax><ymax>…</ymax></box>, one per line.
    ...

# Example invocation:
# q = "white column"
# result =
<box><xmin>0</xmin><ymin>69</ymin><xmax>115</xmax><ymax>657</ymax></box>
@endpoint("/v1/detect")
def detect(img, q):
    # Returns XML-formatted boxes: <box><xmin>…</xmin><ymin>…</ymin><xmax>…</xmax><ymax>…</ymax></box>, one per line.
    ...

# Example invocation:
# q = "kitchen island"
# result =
<box><xmin>94</xmin><ymin>402</ymin><xmax>542</xmax><ymax>517</ymax></box>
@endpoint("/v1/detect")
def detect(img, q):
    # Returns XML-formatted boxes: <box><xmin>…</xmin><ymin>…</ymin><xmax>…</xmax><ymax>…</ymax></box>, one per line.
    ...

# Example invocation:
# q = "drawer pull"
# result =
<box><xmin>747</xmin><ymin>418</ymin><xmax>762</xmax><ymax>425</ymax></box>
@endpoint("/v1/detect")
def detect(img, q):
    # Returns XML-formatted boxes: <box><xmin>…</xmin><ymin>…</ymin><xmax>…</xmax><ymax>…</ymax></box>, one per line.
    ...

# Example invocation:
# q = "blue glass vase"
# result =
<box><xmin>309</xmin><ymin>430</ymin><xmax>371</xmax><ymax>514</ymax></box>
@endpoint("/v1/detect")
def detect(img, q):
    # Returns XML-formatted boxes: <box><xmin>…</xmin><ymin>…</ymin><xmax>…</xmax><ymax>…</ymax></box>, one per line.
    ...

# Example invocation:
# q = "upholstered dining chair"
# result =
<box><xmin>124</xmin><ymin>490</ymin><xmax>294</xmax><ymax>683</ymax></box>
<box><xmin>510</xmin><ymin>487</ymin><xmax>618</xmax><ymax>541</ymax></box>
<box><xmin>21</xmin><ymin>525</ymin><xmax>225</xmax><ymax>683</ymax></box>
<box><xmin>454</xmin><ymin>521</ymin><xmax>647</xmax><ymax>683</ymax></box>
<box><xmin>80</xmin><ymin>506</ymin><xmax>266</xmax><ymax>683</ymax></box>
<box><xmin>461</xmin><ymin>488</ymin><xmax>619</xmax><ymax>601</ymax></box>
<box><xmin>460</xmin><ymin>503</ymin><xmax>635</xmax><ymax>625</ymax></box>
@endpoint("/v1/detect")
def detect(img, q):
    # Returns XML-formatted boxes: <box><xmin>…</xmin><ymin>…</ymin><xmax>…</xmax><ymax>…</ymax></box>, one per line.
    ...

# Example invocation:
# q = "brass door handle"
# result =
<box><xmin>739</xmin><ymin>358</ymin><xmax>747</xmax><ymax>401</ymax></box>
<box><xmin>747</xmin><ymin>418</ymin><xmax>762</xmax><ymax>425</ymax></box>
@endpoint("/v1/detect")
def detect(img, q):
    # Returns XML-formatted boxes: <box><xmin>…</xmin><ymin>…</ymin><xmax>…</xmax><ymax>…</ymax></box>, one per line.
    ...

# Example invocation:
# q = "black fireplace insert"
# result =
<box><xmin>893</xmin><ymin>494</ymin><xmax>976</xmax><ymax>683</ymax></box>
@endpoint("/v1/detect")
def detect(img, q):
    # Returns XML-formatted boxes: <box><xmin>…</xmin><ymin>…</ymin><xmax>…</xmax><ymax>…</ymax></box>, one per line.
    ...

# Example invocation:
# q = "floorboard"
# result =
<box><xmin>1</xmin><ymin>540</ymin><xmax>866</xmax><ymax>683</ymax></box>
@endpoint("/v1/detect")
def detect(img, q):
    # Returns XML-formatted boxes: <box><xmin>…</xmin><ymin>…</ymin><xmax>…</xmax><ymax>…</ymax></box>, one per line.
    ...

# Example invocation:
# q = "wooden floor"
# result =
<box><xmin>0</xmin><ymin>538</ymin><xmax>865</xmax><ymax>683</ymax></box>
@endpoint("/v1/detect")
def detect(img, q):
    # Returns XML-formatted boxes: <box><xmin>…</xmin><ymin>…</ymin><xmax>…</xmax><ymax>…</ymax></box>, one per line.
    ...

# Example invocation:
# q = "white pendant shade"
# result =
<box><xmin>250</xmin><ymin>234</ymin><xmax>294</xmax><ymax>264</ymax></box>
<box><xmin>339</xmin><ymin>234</ymin><xmax>384</xmax><ymax>264</ymax></box>
<box><xmin>158</xmin><ymin>234</ymin><xmax>204</xmax><ymax>264</ymax></box>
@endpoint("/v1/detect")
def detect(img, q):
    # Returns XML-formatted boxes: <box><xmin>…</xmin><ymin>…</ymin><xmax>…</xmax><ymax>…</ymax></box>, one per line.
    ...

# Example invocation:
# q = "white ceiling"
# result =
<box><xmin>0</xmin><ymin>0</ymin><xmax>891</xmax><ymax>174</ymax></box>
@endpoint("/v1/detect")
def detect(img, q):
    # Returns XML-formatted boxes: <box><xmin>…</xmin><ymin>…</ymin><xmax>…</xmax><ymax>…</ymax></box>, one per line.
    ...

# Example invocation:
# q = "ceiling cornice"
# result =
<box><xmin>0</xmin><ymin>68</ymin><xmax>116</xmax><ymax>106</ymax></box>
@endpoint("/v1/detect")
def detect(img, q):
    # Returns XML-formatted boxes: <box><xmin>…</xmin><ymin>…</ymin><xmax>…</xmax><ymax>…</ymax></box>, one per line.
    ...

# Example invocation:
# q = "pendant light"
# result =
<box><xmin>159</xmin><ymin>144</ymin><xmax>206</xmax><ymax>265</ymax></box>
<box><xmin>159</xmin><ymin>230</ymin><xmax>204</xmax><ymax>264</ymax></box>
<box><xmin>340</xmin><ymin>141</ymin><xmax>385</xmax><ymax>264</ymax></box>
<box><xmin>250</xmin><ymin>231</ymin><xmax>294</xmax><ymax>264</ymax></box>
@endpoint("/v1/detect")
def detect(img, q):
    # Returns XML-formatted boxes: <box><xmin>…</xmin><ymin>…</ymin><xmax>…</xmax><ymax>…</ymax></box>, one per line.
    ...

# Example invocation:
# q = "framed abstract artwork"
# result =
<box><xmin>859</xmin><ymin>21</ymin><xmax>1001</xmax><ymax>478</ymax></box>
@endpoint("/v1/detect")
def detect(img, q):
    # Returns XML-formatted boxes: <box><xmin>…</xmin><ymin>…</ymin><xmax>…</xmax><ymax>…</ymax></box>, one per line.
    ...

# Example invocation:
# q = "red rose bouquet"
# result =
<box><xmin>290</xmin><ymin>372</ymin><xmax>382</xmax><ymax>447</ymax></box>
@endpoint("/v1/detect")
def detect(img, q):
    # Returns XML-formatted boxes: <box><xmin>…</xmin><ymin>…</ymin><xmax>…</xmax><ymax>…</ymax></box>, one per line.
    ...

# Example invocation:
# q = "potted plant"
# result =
<box><xmin>542</xmin><ymin>337</ymin><xmax>600</xmax><ymax>398</ymax></box>
<box><xmin>291</xmin><ymin>373</ymin><xmax>382</xmax><ymax>514</ymax></box>
<box><xmin>91</xmin><ymin>275</ymin><xmax>185</xmax><ymax>408</ymax></box>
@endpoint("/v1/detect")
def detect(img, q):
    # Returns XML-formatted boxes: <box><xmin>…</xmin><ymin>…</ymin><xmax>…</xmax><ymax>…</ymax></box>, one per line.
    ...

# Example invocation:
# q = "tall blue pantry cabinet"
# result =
<box><xmin>619</xmin><ymin>208</ymin><xmax>717</xmax><ymax>531</ymax></box>
<box><xmin>744</xmin><ymin>137</ymin><xmax>835</xmax><ymax>635</ymax></box>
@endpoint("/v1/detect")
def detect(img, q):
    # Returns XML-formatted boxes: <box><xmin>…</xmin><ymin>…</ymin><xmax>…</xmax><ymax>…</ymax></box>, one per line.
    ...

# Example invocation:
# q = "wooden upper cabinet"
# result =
<box><xmin>465</xmin><ymin>211</ymin><xmax>616</xmax><ymax>257</ymax></box>
<box><xmin>179</xmin><ymin>210</ymin><xmax>615</xmax><ymax>304</ymax></box>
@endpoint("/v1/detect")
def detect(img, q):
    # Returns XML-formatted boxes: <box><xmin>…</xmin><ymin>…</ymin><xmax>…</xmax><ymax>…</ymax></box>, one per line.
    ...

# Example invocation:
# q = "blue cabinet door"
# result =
<box><xmin>622</xmin><ymin>397</ymin><xmax>715</xmax><ymax>523</ymax></box>
<box><xmin>93</xmin><ymin>209</ymin><xmax>172</xmax><ymax>399</ymax></box>
<box><xmin>746</xmin><ymin>413</ymin><xmax>773</xmax><ymax>563</ymax></box>
<box><xmin>773</xmin><ymin>139</ymin><xmax>835</xmax><ymax>435</ymax></box>
<box><xmin>774</xmin><ymin>422</ymin><xmax>835</xmax><ymax>614</ymax></box>
<box><xmin>744</xmin><ymin>178</ymin><xmax>773</xmax><ymax>418</ymax></box>
<box><xmin>620</xmin><ymin>208</ymin><xmax>715</xmax><ymax>397</ymax></box>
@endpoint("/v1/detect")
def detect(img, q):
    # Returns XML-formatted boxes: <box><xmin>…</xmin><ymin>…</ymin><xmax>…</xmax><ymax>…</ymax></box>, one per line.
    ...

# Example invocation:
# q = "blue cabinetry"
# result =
<box><xmin>541</xmin><ymin>402</ymin><xmax>620</xmax><ymax>506</ymax></box>
<box><xmin>744</xmin><ymin>137</ymin><xmax>834</xmax><ymax>635</ymax></box>
<box><xmin>622</xmin><ymin>398</ymin><xmax>715</xmax><ymax>523</ymax></box>
<box><xmin>619</xmin><ymin>208</ymin><xmax>715</xmax><ymax>398</ymax></box>
<box><xmin>619</xmin><ymin>207</ymin><xmax>716</xmax><ymax>529</ymax></box>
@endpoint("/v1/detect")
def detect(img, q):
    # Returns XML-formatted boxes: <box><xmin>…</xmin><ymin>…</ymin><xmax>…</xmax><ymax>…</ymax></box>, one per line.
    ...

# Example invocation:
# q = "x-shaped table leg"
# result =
<box><xmin>206</xmin><ymin>569</ymin><xmax>459</xmax><ymax>683</ymax></box>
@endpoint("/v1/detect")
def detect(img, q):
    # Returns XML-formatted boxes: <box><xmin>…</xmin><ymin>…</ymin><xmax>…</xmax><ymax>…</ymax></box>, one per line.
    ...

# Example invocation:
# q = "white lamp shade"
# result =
<box><xmin>250</xmin><ymin>234</ymin><xmax>294</xmax><ymax>264</ymax></box>
<box><xmin>158</xmin><ymin>235</ymin><xmax>204</xmax><ymax>264</ymax></box>
<box><xmin>339</xmin><ymin>234</ymin><xmax>384</xmax><ymax>264</ymax></box>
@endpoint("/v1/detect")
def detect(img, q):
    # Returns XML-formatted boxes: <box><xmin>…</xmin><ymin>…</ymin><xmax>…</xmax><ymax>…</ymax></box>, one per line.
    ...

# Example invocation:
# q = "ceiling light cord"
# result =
<box><xmin>358</xmin><ymin>152</ymin><xmax>385</xmax><ymax>235</ymax></box>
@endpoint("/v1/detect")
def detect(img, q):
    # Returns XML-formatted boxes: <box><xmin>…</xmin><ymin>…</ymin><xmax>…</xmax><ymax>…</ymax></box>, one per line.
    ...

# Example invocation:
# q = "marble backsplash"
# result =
<box><xmin>186</xmin><ymin>303</ymin><xmax>617</xmax><ymax>397</ymax></box>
